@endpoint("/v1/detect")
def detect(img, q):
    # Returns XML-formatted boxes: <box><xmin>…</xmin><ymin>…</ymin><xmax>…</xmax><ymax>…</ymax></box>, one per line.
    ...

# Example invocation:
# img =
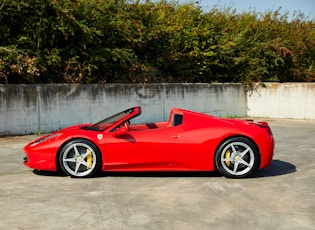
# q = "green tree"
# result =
<box><xmin>0</xmin><ymin>0</ymin><xmax>314</xmax><ymax>84</ymax></box>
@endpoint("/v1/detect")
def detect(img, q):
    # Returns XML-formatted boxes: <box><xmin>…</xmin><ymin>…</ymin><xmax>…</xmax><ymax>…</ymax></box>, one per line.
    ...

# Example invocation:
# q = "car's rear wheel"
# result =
<box><xmin>59</xmin><ymin>139</ymin><xmax>101</xmax><ymax>178</ymax></box>
<box><xmin>215</xmin><ymin>137</ymin><xmax>259</xmax><ymax>178</ymax></box>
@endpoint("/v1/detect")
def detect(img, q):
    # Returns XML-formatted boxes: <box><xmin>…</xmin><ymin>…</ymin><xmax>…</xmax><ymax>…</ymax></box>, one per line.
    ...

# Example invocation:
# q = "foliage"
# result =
<box><xmin>0</xmin><ymin>0</ymin><xmax>314</xmax><ymax>84</ymax></box>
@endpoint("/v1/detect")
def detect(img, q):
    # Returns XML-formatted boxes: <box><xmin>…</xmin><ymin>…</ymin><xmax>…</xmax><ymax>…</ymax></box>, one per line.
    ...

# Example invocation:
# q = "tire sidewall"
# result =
<box><xmin>215</xmin><ymin>137</ymin><xmax>259</xmax><ymax>178</ymax></box>
<box><xmin>59</xmin><ymin>139</ymin><xmax>101</xmax><ymax>178</ymax></box>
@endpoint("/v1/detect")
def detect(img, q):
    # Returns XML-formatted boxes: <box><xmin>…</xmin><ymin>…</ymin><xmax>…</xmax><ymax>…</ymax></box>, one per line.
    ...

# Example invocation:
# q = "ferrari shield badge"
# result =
<box><xmin>97</xmin><ymin>134</ymin><xmax>103</xmax><ymax>140</ymax></box>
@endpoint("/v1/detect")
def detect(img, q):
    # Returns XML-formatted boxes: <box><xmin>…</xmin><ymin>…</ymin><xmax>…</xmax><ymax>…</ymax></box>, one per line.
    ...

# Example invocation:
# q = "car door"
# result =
<box><xmin>102</xmin><ymin>125</ymin><xmax>183</xmax><ymax>171</ymax></box>
<box><xmin>174</xmin><ymin>127</ymin><xmax>214</xmax><ymax>170</ymax></box>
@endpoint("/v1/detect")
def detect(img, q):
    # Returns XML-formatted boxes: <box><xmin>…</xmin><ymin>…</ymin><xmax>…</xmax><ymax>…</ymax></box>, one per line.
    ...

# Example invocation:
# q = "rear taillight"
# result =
<box><xmin>257</xmin><ymin>121</ymin><xmax>273</xmax><ymax>135</ymax></box>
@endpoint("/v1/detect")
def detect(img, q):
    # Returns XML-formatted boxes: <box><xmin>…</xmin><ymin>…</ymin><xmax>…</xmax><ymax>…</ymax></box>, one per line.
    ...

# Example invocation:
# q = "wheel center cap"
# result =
<box><xmin>235</xmin><ymin>156</ymin><xmax>240</xmax><ymax>161</ymax></box>
<box><xmin>77</xmin><ymin>157</ymin><xmax>82</xmax><ymax>162</ymax></box>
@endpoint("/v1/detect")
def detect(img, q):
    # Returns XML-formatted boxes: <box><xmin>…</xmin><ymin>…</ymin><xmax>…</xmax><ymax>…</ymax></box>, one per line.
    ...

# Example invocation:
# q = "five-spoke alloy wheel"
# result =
<box><xmin>59</xmin><ymin>139</ymin><xmax>101</xmax><ymax>178</ymax></box>
<box><xmin>215</xmin><ymin>137</ymin><xmax>259</xmax><ymax>178</ymax></box>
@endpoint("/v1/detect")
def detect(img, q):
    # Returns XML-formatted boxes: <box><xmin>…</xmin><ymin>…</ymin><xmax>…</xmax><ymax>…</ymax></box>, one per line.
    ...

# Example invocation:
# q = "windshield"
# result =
<box><xmin>88</xmin><ymin>108</ymin><xmax>135</xmax><ymax>131</ymax></box>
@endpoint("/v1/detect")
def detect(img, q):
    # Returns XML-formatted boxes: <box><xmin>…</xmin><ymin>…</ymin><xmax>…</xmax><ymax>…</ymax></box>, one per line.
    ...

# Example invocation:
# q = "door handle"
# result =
<box><xmin>171</xmin><ymin>134</ymin><xmax>181</xmax><ymax>138</ymax></box>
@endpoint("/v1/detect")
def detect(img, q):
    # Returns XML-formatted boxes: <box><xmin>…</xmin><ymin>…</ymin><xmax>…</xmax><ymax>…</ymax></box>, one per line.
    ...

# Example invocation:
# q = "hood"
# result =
<box><xmin>25</xmin><ymin>123</ymin><xmax>92</xmax><ymax>148</ymax></box>
<box><xmin>57</xmin><ymin>124</ymin><xmax>92</xmax><ymax>133</ymax></box>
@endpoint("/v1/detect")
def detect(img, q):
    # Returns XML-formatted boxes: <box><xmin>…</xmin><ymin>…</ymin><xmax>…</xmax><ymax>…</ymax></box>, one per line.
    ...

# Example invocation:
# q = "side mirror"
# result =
<box><xmin>112</xmin><ymin>126</ymin><xmax>128</xmax><ymax>138</ymax></box>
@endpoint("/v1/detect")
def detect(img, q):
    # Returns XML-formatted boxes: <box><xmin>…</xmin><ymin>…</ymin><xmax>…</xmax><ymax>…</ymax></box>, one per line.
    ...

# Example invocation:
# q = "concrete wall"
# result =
<box><xmin>247</xmin><ymin>83</ymin><xmax>315</xmax><ymax>119</ymax></box>
<box><xmin>1</xmin><ymin>83</ymin><xmax>314</xmax><ymax>136</ymax></box>
<box><xmin>0</xmin><ymin>84</ymin><xmax>246</xmax><ymax>136</ymax></box>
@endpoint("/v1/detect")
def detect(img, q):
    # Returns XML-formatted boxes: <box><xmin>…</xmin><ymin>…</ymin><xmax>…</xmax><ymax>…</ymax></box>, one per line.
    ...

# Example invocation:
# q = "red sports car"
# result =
<box><xmin>23</xmin><ymin>106</ymin><xmax>274</xmax><ymax>178</ymax></box>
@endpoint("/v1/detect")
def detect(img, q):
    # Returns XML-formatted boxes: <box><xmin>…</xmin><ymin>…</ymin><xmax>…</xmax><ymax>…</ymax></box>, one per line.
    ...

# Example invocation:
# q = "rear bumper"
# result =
<box><xmin>258</xmin><ymin>134</ymin><xmax>275</xmax><ymax>169</ymax></box>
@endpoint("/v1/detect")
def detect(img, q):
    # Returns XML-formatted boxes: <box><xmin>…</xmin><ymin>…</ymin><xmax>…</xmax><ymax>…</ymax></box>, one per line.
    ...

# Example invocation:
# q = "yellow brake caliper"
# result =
<box><xmin>225</xmin><ymin>149</ymin><xmax>231</xmax><ymax>167</ymax></box>
<box><xmin>86</xmin><ymin>149</ymin><xmax>93</xmax><ymax>169</ymax></box>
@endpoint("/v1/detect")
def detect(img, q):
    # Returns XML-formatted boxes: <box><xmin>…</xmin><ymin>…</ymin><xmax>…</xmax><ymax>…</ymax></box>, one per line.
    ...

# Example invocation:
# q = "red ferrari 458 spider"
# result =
<box><xmin>23</xmin><ymin>106</ymin><xmax>274</xmax><ymax>178</ymax></box>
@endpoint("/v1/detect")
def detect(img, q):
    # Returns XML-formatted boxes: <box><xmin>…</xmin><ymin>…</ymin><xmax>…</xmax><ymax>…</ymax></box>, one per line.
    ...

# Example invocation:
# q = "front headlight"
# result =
<box><xmin>30</xmin><ymin>133</ymin><xmax>62</xmax><ymax>147</ymax></box>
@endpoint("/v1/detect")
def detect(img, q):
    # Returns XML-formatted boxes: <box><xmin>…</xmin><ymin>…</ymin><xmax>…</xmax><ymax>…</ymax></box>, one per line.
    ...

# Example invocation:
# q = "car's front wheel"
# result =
<box><xmin>59</xmin><ymin>139</ymin><xmax>101</xmax><ymax>178</ymax></box>
<box><xmin>215</xmin><ymin>137</ymin><xmax>259</xmax><ymax>178</ymax></box>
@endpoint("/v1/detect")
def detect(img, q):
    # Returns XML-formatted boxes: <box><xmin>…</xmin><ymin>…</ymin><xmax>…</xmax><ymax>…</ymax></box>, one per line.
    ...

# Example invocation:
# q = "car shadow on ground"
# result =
<box><xmin>32</xmin><ymin>169</ymin><xmax>222</xmax><ymax>178</ymax></box>
<box><xmin>32</xmin><ymin>159</ymin><xmax>295</xmax><ymax>178</ymax></box>
<box><xmin>33</xmin><ymin>170</ymin><xmax>66</xmax><ymax>177</ymax></box>
<box><xmin>251</xmin><ymin>159</ymin><xmax>296</xmax><ymax>178</ymax></box>
<box><xmin>100</xmin><ymin>159</ymin><xmax>296</xmax><ymax>179</ymax></box>
<box><xmin>98</xmin><ymin>171</ymin><xmax>222</xmax><ymax>178</ymax></box>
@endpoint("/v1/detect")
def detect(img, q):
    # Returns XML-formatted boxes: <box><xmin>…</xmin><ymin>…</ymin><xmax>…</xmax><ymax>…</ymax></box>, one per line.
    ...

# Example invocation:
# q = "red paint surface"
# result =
<box><xmin>24</xmin><ymin>106</ymin><xmax>274</xmax><ymax>173</ymax></box>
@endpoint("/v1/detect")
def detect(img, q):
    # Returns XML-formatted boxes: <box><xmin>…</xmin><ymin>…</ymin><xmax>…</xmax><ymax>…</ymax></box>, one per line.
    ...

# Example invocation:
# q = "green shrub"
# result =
<box><xmin>0</xmin><ymin>0</ymin><xmax>314</xmax><ymax>83</ymax></box>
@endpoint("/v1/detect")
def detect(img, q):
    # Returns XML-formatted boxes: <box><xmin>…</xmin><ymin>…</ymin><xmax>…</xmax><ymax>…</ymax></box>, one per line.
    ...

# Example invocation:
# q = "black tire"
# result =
<box><xmin>59</xmin><ymin>139</ymin><xmax>101</xmax><ymax>178</ymax></box>
<box><xmin>215</xmin><ymin>137</ymin><xmax>259</xmax><ymax>178</ymax></box>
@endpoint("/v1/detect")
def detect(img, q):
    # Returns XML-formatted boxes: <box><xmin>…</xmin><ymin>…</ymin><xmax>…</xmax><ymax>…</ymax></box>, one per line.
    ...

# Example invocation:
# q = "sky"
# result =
<box><xmin>177</xmin><ymin>0</ymin><xmax>315</xmax><ymax>20</ymax></box>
